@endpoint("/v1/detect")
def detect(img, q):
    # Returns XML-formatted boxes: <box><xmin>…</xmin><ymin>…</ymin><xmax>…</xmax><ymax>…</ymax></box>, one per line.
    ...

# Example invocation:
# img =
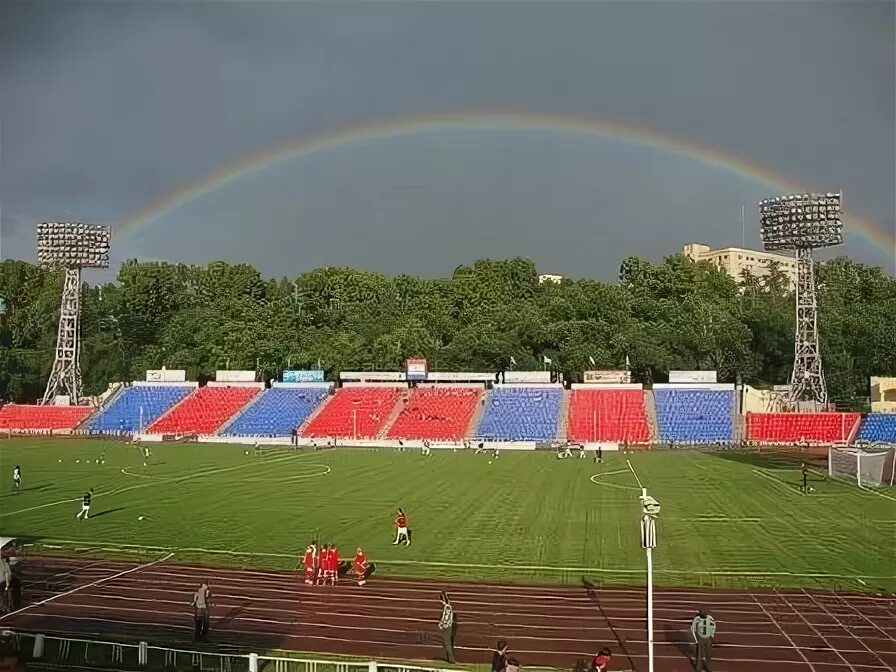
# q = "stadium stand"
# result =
<box><xmin>745</xmin><ymin>412</ymin><xmax>860</xmax><ymax>443</ymax></box>
<box><xmin>476</xmin><ymin>386</ymin><xmax>562</xmax><ymax>441</ymax></box>
<box><xmin>302</xmin><ymin>386</ymin><xmax>402</xmax><ymax>439</ymax></box>
<box><xmin>223</xmin><ymin>386</ymin><xmax>330</xmax><ymax>436</ymax></box>
<box><xmin>148</xmin><ymin>386</ymin><xmax>260</xmax><ymax>434</ymax></box>
<box><xmin>856</xmin><ymin>413</ymin><xmax>896</xmax><ymax>443</ymax></box>
<box><xmin>386</xmin><ymin>386</ymin><xmax>481</xmax><ymax>440</ymax></box>
<box><xmin>568</xmin><ymin>388</ymin><xmax>650</xmax><ymax>442</ymax></box>
<box><xmin>0</xmin><ymin>404</ymin><xmax>92</xmax><ymax>431</ymax></box>
<box><xmin>87</xmin><ymin>385</ymin><xmax>193</xmax><ymax>433</ymax></box>
<box><xmin>654</xmin><ymin>389</ymin><xmax>735</xmax><ymax>443</ymax></box>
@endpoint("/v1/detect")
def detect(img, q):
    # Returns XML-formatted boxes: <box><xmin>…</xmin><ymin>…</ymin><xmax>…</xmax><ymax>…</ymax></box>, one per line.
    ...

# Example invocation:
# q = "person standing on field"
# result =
<box><xmin>690</xmin><ymin>607</ymin><xmax>716</xmax><ymax>672</ymax></box>
<box><xmin>437</xmin><ymin>591</ymin><xmax>457</xmax><ymax>664</ymax></box>
<box><xmin>12</xmin><ymin>466</ymin><xmax>21</xmax><ymax>492</ymax></box>
<box><xmin>353</xmin><ymin>547</ymin><xmax>368</xmax><ymax>586</ymax></box>
<box><xmin>393</xmin><ymin>508</ymin><xmax>410</xmax><ymax>546</ymax></box>
<box><xmin>76</xmin><ymin>489</ymin><xmax>93</xmax><ymax>520</ymax></box>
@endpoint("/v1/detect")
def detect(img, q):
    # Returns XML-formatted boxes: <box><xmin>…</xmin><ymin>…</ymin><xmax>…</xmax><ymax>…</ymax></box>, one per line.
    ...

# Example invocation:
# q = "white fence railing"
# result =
<box><xmin>0</xmin><ymin>631</ymin><xmax>460</xmax><ymax>672</ymax></box>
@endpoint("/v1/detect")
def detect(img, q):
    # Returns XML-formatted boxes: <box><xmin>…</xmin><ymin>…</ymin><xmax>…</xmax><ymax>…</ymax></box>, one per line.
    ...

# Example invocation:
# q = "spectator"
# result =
<box><xmin>690</xmin><ymin>607</ymin><xmax>716</xmax><ymax>672</ymax></box>
<box><xmin>592</xmin><ymin>647</ymin><xmax>611</xmax><ymax>672</ymax></box>
<box><xmin>437</xmin><ymin>591</ymin><xmax>457</xmax><ymax>663</ymax></box>
<box><xmin>0</xmin><ymin>557</ymin><xmax>11</xmax><ymax>613</ymax></box>
<box><xmin>491</xmin><ymin>640</ymin><xmax>508</xmax><ymax>672</ymax></box>
<box><xmin>191</xmin><ymin>583</ymin><xmax>211</xmax><ymax>642</ymax></box>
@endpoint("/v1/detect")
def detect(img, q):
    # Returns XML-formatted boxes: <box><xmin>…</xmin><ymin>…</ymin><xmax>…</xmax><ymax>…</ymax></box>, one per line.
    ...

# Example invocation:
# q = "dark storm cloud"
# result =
<box><xmin>1</xmin><ymin>1</ymin><xmax>893</xmax><ymax>277</ymax></box>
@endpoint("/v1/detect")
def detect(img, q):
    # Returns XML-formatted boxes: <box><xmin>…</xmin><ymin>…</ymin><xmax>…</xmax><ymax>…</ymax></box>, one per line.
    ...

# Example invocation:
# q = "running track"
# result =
<box><xmin>2</xmin><ymin>556</ymin><xmax>895</xmax><ymax>672</ymax></box>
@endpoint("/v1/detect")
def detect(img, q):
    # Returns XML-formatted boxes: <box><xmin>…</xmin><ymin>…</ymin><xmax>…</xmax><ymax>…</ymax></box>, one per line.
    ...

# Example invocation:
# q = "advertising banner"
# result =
<box><xmin>340</xmin><ymin>371</ymin><xmax>406</xmax><ymax>382</ymax></box>
<box><xmin>215</xmin><ymin>370</ymin><xmax>256</xmax><ymax>383</ymax></box>
<box><xmin>405</xmin><ymin>358</ymin><xmax>429</xmax><ymax>381</ymax></box>
<box><xmin>283</xmin><ymin>369</ymin><xmax>325</xmax><ymax>383</ymax></box>
<box><xmin>503</xmin><ymin>371</ymin><xmax>552</xmax><ymax>384</ymax></box>
<box><xmin>583</xmin><ymin>370</ymin><xmax>630</xmax><ymax>384</ymax></box>
<box><xmin>146</xmin><ymin>369</ymin><xmax>187</xmax><ymax>383</ymax></box>
<box><xmin>427</xmin><ymin>372</ymin><xmax>495</xmax><ymax>382</ymax></box>
<box><xmin>669</xmin><ymin>370</ymin><xmax>717</xmax><ymax>384</ymax></box>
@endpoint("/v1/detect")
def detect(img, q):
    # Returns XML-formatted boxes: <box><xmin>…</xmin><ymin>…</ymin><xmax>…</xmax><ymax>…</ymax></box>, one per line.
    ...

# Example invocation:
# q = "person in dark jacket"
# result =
<box><xmin>491</xmin><ymin>640</ymin><xmax>508</xmax><ymax>672</ymax></box>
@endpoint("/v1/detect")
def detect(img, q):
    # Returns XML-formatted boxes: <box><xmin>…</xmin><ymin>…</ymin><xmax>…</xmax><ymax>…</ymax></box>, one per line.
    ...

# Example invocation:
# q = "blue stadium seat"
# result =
<box><xmin>88</xmin><ymin>385</ymin><xmax>193</xmax><ymax>433</ymax></box>
<box><xmin>654</xmin><ymin>389</ymin><xmax>734</xmax><ymax>443</ymax></box>
<box><xmin>476</xmin><ymin>386</ymin><xmax>562</xmax><ymax>441</ymax></box>
<box><xmin>857</xmin><ymin>413</ymin><xmax>896</xmax><ymax>442</ymax></box>
<box><xmin>223</xmin><ymin>386</ymin><xmax>330</xmax><ymax>437</ymax></box>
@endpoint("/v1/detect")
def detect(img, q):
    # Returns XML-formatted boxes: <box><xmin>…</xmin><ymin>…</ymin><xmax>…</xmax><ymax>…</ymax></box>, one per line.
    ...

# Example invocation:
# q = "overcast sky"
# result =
<box><xmin>1</xmin><ymin>1</ymin><xmax>893</xmax><ymax>280</ymax></box>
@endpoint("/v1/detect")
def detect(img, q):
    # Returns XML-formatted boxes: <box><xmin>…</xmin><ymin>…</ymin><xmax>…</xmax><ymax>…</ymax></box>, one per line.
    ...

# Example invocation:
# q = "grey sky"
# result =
<box><xmin>1</xmin><ymin>0</ymin><xmax>893</xmax><ymax>280</ymax></box>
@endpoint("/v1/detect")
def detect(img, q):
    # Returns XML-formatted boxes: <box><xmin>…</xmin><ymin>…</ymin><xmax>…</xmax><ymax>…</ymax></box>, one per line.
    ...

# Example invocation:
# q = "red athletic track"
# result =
<box><xmin>2</xmin><ymin>556</ymin><xmax>895</xmax><ymax>672</ymax></box>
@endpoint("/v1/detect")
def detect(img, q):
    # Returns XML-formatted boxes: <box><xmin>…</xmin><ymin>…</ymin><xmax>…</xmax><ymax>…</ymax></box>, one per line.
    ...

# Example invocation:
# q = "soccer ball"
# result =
<box><xmin>76</xmin><ymin>459</ymin><xmax>80</xmax><ymax>464</ymax></box>
<box><xmin>138</xmin><ymin>516</ymin><xmax>144</xmax><ymax>521</ymax></box>
<box><xmin>488</xmin><ymin>461</ymin><xmax>492</xmax><ymax>465</ymax></box>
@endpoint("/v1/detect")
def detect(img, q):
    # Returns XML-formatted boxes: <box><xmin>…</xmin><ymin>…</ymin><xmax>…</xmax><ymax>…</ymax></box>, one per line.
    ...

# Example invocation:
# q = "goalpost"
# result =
<box><xmin>828</xmin><ymin>446</ymin><xmax>896</xmax><ymax>488</ymax></box>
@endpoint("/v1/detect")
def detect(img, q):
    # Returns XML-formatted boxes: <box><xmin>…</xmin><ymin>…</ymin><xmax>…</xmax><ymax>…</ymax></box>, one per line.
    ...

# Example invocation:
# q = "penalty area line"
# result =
<box><xmin>0</xmin><ymin>552</ymin><xmax>174</xmax><ymax>623</ymax></box>
<box><xmin>626</xmin><ymin>459</ymin><xmax>643</xmax><ymax>490</ymax></box>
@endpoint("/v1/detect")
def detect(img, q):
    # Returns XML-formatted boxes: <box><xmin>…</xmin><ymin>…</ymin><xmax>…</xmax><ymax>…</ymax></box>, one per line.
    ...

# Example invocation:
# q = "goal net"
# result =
<box><xmin>828</xmin><ymin>447</ymin><xmax>896</xmax><ymax>488</ymax></box>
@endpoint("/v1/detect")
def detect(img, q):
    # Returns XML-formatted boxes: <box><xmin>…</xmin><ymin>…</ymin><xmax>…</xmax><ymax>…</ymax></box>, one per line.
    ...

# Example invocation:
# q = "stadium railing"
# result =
<box><xmin>0</xmin><ymin>631</ymin><xmax>464</xmax><ymax>672</ymax></box>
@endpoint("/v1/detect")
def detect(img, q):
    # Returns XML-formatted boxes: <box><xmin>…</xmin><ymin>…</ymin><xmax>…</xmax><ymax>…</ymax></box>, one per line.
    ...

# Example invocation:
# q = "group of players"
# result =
<box><xmin>301</xmin><ymin>542</ymin><xmax>369</xmax><ymax>586</ymax></box>
<box><xmin>299</xmin><ymin>508</ymin><xmax>411</xmax><ymax>587</ymax></box>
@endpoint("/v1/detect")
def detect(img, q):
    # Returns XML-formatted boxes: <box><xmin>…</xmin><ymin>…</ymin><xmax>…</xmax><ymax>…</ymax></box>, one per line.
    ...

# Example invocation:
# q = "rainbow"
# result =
<box><xmin>117</xmin><ymin>112</ymin><xmax>894</xmax><ymax>253</ymax></box>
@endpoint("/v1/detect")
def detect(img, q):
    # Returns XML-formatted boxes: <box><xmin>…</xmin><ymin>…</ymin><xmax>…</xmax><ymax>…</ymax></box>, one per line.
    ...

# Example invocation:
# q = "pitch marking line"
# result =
<box><xmin>589</xmin><ymin>468</ymin><xmax>641</xmax><ymax>491</ymax></box>
<box><xmin>0</xmin><ymin>552</ymin><xmax>174</xmax><ymax>623</ymax></box>
<box><xmin>626</xmin><ymin>459</ymin><xmax>643</xmax><ymax>490</ymax></box>
<box><xmin>752</xmin><ymin>468</ymin><xmax>804</xmax><ymax>497</ymax></box>
<box><xmin>0</xmin><ymin>452</ymin><xmax>317</xmax><ymax>518</ymax></box>
<box><xmin>121</xmin><ymin>464</ymin><xmax>331</xmax><ymax>484</ymax></box>
<box><xmin>25</xmin><ymin>539</ymin><xmax>896</xmax><ymax>582</ymax></box>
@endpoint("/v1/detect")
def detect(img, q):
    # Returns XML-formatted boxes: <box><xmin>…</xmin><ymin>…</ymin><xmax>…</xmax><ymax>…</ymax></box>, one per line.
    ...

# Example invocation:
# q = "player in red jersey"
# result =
<box><xmin>329</xmin><ymin>545</ymin><xmax>340</xmax><ymax>584</ymax></box>
<box><xmin>354</xmin><ymin>547</ymin><xmax>368</xmax><ymax>586</ymax></box>
<box><xmin>393</xmin><ymin>508</ymin><xmax>410</xmax><ymax>546</ymax></box>
<box><xmin>317</xmin><ymin>544</ymin><xmax>329</xmax><ymax>585</ymax></box>
<box><xmin>302</xmin><ymin>544</ymin><xmax>316</xmax><ymax>585</ymax></box>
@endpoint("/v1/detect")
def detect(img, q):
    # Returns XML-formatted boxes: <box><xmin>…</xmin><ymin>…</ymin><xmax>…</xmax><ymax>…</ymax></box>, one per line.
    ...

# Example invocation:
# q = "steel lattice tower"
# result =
<box><xmin>759</xmin><ymin>193</ymin><xmax>843</xmax><ymax>407</ymax></box>
<box><xmin>37</xmin><ymin>222</ymin><xmax>111</xmax><ymax>405</ymax></box>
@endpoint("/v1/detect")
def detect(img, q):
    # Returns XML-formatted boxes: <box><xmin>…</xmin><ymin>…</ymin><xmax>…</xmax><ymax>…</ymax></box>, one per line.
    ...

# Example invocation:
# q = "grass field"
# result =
<box><xmin>1</xmin><ymin>438</ymin><xmax>894</xmax><ymax>592</ymax></box>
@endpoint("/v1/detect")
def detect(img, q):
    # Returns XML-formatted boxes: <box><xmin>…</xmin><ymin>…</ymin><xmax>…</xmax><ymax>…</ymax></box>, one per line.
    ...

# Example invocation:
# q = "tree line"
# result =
<box><xmin>0</xmin><ymin>254</ymin><xmax>894</xmax><ymax>409</ymax></box>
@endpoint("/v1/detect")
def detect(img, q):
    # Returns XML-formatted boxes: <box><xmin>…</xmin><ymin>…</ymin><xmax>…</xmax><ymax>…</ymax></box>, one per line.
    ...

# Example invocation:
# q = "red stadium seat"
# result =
<box><xmin>0</xmin><ymin>404</ymin><xmax>92</xmax><ymax>431</ymax></box>
<box><xmin>386</xmin><ymin>387</ymin><xmax>481</xmax><ymax>440</ymax></box>
<box><xmin>567</xmin><ymin>389</ymin><xmax>650</xmax><ymax>442</ymax></box>
<box><xmin>148</xmin><ymin>386</ymin><xmax>259</xmax><ymax>434</ymax></box>
<box><xmin>745</xmin><ymin>412</ymin><xmax>860</xmax><ymax>443</ymax></box>
<box><xmin>302</xmin><ymin>387</ymin><xmax>402</xmax><ymax>439</ymax></box>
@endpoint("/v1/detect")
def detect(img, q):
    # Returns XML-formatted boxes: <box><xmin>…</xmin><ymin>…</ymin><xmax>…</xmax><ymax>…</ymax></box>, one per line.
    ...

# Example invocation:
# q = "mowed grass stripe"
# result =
<box><xmin>1</xmin><ymin>439</ymin><xmax>893</xmax><ymax>590</ymax></box>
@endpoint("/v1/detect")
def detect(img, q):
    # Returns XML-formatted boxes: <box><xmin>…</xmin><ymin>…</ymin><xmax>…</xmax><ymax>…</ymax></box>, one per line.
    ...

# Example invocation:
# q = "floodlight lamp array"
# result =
<box><xmin>758</xmin><ymin>193</ymin><xmax>843</xmax><ymax>251</ymax></box>
<box><xmin>37</xmin><ymin>222</ymin><xmax>111</xmax><ymax>268</ymax></box>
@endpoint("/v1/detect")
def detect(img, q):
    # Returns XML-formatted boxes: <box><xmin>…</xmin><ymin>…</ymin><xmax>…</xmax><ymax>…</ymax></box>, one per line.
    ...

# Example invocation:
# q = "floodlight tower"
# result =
<box><xmin>37</xmin><ymin>222</ymin><xmax>111</xmax><ymax>405</ymax></box>
<box><xmin>759</xmin><ymin>193</ymin><xmax>843</xmax><ymax>407</ymax></box>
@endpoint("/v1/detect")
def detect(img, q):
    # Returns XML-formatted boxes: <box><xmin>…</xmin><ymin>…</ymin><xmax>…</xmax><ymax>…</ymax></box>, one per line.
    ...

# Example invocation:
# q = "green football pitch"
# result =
<box><xmin>1</xmin><ymin>439</ymin><xmax>894</xmax><ymax>592</ymax></box>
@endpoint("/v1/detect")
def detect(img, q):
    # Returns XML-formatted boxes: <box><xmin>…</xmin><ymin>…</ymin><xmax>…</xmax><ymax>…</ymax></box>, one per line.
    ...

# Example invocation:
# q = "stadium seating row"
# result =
<box><xmin>4</xmin><ymin>384</ymin><xmax>895</xmax><ymax>444</ymax></box>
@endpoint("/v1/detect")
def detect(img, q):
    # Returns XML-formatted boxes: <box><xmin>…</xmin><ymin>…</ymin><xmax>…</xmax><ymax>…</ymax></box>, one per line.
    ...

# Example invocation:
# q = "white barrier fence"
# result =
<box><xmin>0</xmin><ymin>631</ymin><xmax>460</xmax><ymax>672</ymax></box>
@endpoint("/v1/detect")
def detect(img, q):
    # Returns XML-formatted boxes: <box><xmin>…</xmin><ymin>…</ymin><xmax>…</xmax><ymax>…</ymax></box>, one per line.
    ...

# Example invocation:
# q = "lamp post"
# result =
<box><xmin>639</xmin><ymin>489</ymin><xmax>660</xmax><ymax>672</ymax></box>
